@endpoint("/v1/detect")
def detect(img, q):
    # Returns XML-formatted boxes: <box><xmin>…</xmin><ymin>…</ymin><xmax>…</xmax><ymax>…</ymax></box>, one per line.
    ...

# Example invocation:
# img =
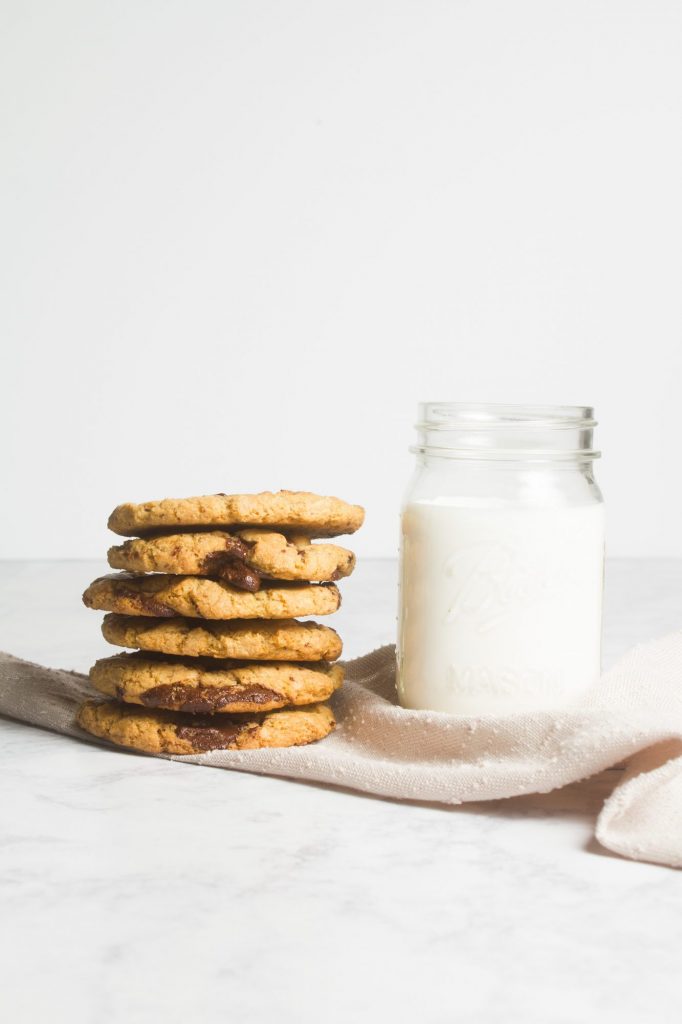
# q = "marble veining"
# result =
<box><xmin>1</xmin><ymin>559</ymin><xmax>682</xmax><ymax>1023</ymax></box>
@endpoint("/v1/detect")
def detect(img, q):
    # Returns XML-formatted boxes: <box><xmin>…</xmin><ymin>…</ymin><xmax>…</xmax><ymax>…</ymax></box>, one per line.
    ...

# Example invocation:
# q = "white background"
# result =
<box><xmin>2</xmin><ymin>0</ymin><xmax>680</xmax><ymax>559</ymax></box>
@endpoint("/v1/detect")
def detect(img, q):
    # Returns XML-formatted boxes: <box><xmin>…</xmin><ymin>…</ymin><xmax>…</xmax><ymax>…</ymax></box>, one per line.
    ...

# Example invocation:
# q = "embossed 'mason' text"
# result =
<box><xmin>447</xmin><ymin>663</ymin><xmax>562</xmax><ymax>696</ymax></box>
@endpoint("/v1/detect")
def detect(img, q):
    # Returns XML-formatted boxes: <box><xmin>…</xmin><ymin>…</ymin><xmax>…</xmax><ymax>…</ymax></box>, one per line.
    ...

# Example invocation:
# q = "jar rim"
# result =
<box><xmin>414</xmin><ymin>402</ymin><xmax>600</xmax><ymax>461</ymax></box>
<box><xmin>417</xmin><ymin>402</ymin><xmax>596</xmax><ymax>430</ymax></box>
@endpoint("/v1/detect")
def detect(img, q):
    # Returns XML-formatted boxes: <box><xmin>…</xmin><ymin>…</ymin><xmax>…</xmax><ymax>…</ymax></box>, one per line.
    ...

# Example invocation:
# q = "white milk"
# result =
<box><xmin>397</xmin><ymin>499</ymin><xmax>605</xmax><ymax>714</ymax></box>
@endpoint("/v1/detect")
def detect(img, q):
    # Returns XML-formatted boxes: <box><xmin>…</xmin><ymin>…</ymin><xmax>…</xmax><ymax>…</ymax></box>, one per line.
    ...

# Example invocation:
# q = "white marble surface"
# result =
<box><xmin>2</xmin><ymin>558</ymin><xmax>682</xmax><ymax>1024</ymax></box>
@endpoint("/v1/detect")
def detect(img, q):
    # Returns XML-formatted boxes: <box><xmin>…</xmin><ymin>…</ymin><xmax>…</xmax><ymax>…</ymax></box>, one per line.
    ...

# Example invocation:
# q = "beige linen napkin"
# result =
<box><xmin>2</xmin><ymin>632</ymin><xmax>682</xmax><ymax>868</ymax></box>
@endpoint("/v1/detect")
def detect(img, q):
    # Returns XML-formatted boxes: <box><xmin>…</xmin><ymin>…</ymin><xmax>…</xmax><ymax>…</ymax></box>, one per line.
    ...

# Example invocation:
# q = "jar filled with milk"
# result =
<box><xmin>397</xmin><ymin>403</ymin><xmax>605</xmax><ymax>715</ymax></box>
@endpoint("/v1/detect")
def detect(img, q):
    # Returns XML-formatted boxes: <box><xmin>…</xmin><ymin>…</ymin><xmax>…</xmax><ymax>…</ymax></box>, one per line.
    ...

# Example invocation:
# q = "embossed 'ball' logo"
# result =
<box><xmin>444</xmin><ymin>541</ymin><xmax>567</xmax><ymax>632</ymax></box>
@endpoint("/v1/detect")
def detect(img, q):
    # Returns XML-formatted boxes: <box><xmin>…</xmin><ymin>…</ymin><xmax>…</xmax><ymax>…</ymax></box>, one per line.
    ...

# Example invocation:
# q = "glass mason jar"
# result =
<box><xmin>397</xmin><ymin>403</ymin><xmax>605</xmax><ymax>715</ymax></box>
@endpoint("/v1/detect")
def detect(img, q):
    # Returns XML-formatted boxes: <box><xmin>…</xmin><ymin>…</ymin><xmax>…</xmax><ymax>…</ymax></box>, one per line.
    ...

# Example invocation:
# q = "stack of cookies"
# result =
<box><xmin>77</xmin><ymin>491</ymin><xmax>364</xmax><ymax>756</ymax></box>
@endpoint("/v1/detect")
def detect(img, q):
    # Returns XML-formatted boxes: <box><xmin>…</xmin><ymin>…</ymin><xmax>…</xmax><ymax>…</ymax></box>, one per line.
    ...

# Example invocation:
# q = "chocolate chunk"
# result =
<box><xmin>175</xmin><ymin>722</ymin><xmax>245</xmax><ymax>752</ymax></box>
<box><xmin>174</xmin><ymin>713</ymin><xmax>263</xmax><ymax>752</ymax></box>
<box><xmin>201</xmin><ymin>542</ymin><xmax>261</xmax><ymax>592</ymax></box>
<box><xmin>140</xmin><ymin>682</ymin><xmax>282</xmax><ymax>713</ymax></box>
<box><xmin>214</xmin><ymin>560</ymin><xmax>261</xmax><ymax>592</ymax></box>
<box><xmin>113</xmin><ymin>585</ymin><xmax>177</xmax><ymax>617</ymax></box>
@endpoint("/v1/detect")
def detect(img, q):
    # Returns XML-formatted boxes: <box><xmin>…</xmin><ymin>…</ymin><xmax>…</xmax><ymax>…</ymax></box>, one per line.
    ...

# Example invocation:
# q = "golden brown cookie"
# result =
<box><xmin>108</xmin><ymin>490</ymin><xmax>365</xmax><ymax>538</ymax></box>
<box><xmin>76</xmin><ymin>698</ymin><xmax>336</xmax><ymax>754</ymax></box>
<box><xmin>107</xmin><ymin>529</ymin><xmax>355</xmax><ymax>590</ymax></box>
<box><xmin>102</xmin><ymin>614</ymin><xmax>342</xmax><ymax>662</ymax></box>
<box><xmin>83</xmin><ymin>573</ymin><xmax>341</xmax><ymax>620</ymax></box>
<box><xmin>89</xmin><ymin>651</ymin><xmax>344</xmax><ymax>713</ymax></box>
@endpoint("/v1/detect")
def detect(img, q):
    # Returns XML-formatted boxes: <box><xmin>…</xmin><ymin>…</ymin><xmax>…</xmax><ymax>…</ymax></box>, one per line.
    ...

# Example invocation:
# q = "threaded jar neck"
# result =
<box><xmin>413</xmin><ymin>402</ymin><xmax>599</xmax><ymax>462</ymax></box>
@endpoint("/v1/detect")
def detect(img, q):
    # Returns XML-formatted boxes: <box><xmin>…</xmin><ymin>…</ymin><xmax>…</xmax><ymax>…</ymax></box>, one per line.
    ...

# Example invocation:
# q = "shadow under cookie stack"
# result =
<box><xmin>77</xmin><ymin>491</ymin><xmax>364</xmax><ymax>756</ymax></box>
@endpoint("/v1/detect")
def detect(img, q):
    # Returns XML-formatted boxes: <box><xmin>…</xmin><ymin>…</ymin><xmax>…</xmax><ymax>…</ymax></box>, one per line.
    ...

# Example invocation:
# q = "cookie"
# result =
<box><xmin>83</xmin><ymin>573</ymin><xmax>341</xmax><ymax>620</ymax></box>
<box><xmin>108</xmin><ymin>490</ymin><xmax>365</xmax><ymax>538</ymax></box>
<box><xmin>76</xmin><ymin>698</ymin><xmax>336</xmax><ymax>754</ymax></box>
<box><xmin>89</xmin><ymin>651</ymin><xmax>344</xmax><ymax>713</ymax></box>
<box><xmin>107</xmin><ymin>529</ymin><xmax>355</xmax><ymax>590</ymax></box>
<box><xmin>102</xmin><ymin>613</ymin><xmax>342</xmax><ymax>662</ymax></box>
